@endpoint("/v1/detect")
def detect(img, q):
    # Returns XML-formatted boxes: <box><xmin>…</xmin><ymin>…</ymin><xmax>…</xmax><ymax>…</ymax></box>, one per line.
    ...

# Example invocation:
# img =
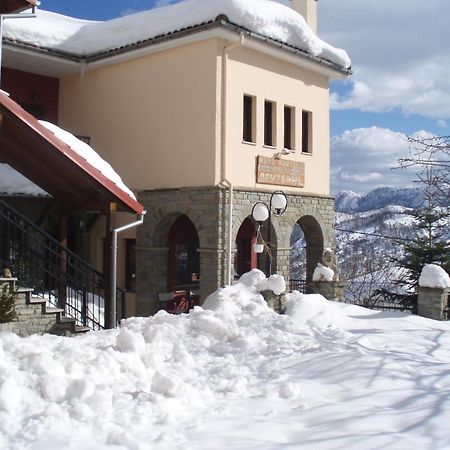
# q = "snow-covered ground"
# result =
<box><xmin>1</xmin><ymin>270</ymin><xmax>450</xmax><ymax>450</ymax></box>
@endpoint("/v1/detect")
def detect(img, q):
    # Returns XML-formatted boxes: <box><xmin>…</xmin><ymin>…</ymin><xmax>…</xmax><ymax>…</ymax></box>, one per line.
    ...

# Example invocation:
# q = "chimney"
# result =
<box><xmin>291</xmin><ymin>0</ymin><xmax>318</xmax><ymax>34</ymax></box>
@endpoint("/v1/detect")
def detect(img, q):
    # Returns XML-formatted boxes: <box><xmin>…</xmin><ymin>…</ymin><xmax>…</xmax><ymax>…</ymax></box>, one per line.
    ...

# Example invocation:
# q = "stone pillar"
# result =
<box><xmin>276</xmin><ymin>247</ymin><xmax>290</xmax><ymax>281</ymax></box>
<box><xmin>308</xmin><ymin>280</ymin><xmax>346</xmax><ymax>301</ymax></box>
<box><xmin>417</xmin><ymin>287</ymin><xmax>449</xmax><ymax>321</ymax></box>
<box><xmin>136</xmin><ymin>246</ymin><xmax>169</xmax><ymax>316</ymax></box>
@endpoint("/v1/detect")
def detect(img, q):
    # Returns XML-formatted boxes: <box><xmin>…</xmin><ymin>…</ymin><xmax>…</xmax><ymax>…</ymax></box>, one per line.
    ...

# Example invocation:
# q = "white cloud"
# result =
<box><xmin>320</xmin><ymin>0</ymin><xmax>450</xmax><ymax>119</ymax></box>
<box><xmin>331</xmin><ymin>127</ymin><xmax>423</xmax><ymax>194</ymax></box>
<box><xmin>436</xmin><ymin>119</ymin><xmax>447</xmax><ymax>128</ymax></box>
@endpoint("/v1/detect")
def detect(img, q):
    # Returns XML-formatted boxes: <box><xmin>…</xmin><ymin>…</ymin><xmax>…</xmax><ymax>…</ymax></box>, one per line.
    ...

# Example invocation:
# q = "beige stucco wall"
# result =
<box><xmin>224</xmin><ymin>45</ymin><xmax>331</xmax><ymax>196</ymax></box>
<box><xmin>59</xmin><ymin>36</ymin><xmax>331</xmax><ymax>197</ymax></box>
<box><xmin>59</xmin><ymin>39</ymin><xmax>221</xmax><ymax>192</ymax></box>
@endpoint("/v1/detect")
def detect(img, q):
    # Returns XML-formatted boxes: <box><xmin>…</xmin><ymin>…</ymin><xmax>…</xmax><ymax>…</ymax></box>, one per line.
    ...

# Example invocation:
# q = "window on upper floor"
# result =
<box><xmin>243</xmin><ymin>94</ymin><xmax>256</xmax><ymax>143</ymax></box>
<box><xmin>302</xmin><ymin>110</ymin><xmax>312</xmax><ymax>154</ymax></box>
<box><xmin>264</xmin><ymin>100</ymin><xmax>276</xmax><ymax>147</ymax></box>
<box><xmin>284</xmin><ymin>105</ymin><xmax>295</xmax><ymax>150</ymax></box>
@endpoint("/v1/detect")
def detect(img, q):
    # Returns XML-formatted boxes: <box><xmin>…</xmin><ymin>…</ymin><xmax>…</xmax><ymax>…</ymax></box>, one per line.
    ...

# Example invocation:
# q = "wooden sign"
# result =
<box><xmin>256</xmin><ymin>156</ymin><xmax>305</xmax><ymax>188</ymax></box>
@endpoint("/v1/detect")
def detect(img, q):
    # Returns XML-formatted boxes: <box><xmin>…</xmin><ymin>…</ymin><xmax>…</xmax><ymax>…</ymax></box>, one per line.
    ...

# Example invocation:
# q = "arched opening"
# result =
<box><xmin>235</xmin><ymin>217</ymin><xmax>257</xmax><ymax>277</ymax></box>
<box><xmin>167</xmin><ymin>215</ymin><xmax>200</xmax><ymax>292</ymax></box>
<box><xmin>290</xmin><ymin>215</ymin><xmax>324</xmax><ymax>286</ymax></box>
<box><xmin>235</xmin><ymin>217</ymin><xmax>278</xmax><ymax>278</ymax></box>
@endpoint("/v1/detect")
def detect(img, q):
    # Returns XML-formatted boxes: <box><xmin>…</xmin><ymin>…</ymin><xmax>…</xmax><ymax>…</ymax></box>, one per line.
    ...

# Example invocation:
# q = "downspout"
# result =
<box><xmin>219</xmin><ymin>33</ymin><xmax>244</xmax><ymax>286</ymax></box>
<box><xmin>110</xmin><ymin>211</ymin><xmax>146</xmax><ymax>328</ymax></box>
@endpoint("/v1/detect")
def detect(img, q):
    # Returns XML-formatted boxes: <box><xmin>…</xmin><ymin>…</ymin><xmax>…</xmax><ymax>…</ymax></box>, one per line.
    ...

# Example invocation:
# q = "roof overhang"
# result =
<box><xmin>3</xmin><ymin>18</ymin><xmax>351</xmax><ymax>80</ymax></box>
<box><xmin>0</xmin><ymin>93</ymin><xmax>145</xmax><ymax>214</ymax></box>
<box><xmin>1</xmin><ymin>0</ymin><xmax>37</xmax><ymax>14</ymax></box>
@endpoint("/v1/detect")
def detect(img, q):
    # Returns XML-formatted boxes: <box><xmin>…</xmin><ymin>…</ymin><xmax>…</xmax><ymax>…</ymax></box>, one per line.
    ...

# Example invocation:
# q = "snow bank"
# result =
<box><xmin>39</xmin><ymin>121</ymin><xmax>136</xmax><ymax>200</ymax></box>
<box><xmin>4</xmin><ymin>0</ymin><xmax>351</xmax><ymax>69</ymax></box>
<box><xmin>419</xmin><ymin>264</ymin><xmax>450</xmax><ymax>289</ymax></box>
<box><xmin>1</xmin><ymin>271</ymin><xmax>450</xmax><ymax>449</ymax></box>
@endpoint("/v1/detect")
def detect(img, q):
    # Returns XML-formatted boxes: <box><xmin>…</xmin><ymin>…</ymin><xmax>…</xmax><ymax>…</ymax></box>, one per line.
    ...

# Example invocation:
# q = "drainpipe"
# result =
<box><xmin>219</xmin><ymin>33</ymin><xmax>245</xmax><ymax>286</ymax></box>
<box><xmin>110</xmin><ymin>211</ymin><xmax>146</xmax><ymax>328</ymax></box>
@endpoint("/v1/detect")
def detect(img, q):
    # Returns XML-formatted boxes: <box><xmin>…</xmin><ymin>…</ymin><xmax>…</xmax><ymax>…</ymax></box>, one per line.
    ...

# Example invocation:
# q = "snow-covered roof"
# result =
<box><xmin>0</xmin><ymin>92</ymin><xmax>144</xmax><ymax>214</ymax></box>
<box><xmin>3</xmin><ymin>0</ymin><xmax>351</xmax><ymax>70</ymax></box>
<box><xmin>0</xmin><ymin>163</ymin><xmax>49</xmax><ymax>197</ymax></box>
<box><xmin>38</xmin><ymin>121</ymin><xmax>137</xmax><ymax>202</ymax></box>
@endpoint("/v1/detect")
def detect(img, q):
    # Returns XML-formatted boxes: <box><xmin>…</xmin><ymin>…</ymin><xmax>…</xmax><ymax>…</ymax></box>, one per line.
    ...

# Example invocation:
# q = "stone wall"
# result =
<box><xmin>418</xmin><ymin>287</ymin><xmax>449</xmax><ymax>321</ymax></box>
<box><xmin>136</xmin><ymin>186</ymin><xmax>335</xmax><ymax>316</ymax></box>
<box><xmin>0</xmin><ymin>279</ymin><xmax>73</xmax><ymax>337</ymax></box>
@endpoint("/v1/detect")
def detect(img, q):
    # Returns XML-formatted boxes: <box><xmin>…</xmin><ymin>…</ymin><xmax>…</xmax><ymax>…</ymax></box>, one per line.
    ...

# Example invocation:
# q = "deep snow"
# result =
<box><xmin>1</xmin><ymin>270</ymin><xmax>449</xmax><ymax>450</ymax></box>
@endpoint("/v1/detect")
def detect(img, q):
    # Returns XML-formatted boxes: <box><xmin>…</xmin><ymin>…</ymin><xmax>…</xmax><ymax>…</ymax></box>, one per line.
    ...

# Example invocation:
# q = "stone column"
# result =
<box><xmin>136</xmin><ymin>246</ymin><xmax>169</xmax><ymax>316</ymax></box>
<box><xmin>417</xmin><ymin>287</ymin><xmax>449</xmax><ymax>321</ymax></box>
<box><xmin>308</xmin><ymin>280</ymin><xmax>347</xmax><ymax>301</ymax></box>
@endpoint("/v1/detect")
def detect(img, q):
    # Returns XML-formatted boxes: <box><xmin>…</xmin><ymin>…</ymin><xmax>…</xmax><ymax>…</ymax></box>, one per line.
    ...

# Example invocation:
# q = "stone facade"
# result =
<box><xmin>136</xmin><ymin>186</ymin><xmax>335</xmax><ymax>316</ymax></box>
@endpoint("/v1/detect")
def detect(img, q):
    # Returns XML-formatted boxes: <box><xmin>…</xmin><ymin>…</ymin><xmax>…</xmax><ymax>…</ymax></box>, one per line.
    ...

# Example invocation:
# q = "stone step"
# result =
<box><xmin>75</xmin><ymin>325</ymin><xmax>90</xmax><ymax>333</ymax></box>
<box><xmin>45</xmin><ymin>307</ymin><xmax>64</xmax><ymax>315</ymax></box>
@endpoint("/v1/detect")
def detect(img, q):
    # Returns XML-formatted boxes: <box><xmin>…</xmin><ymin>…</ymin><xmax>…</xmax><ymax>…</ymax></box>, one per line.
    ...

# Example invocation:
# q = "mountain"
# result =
<box><xmin>291</xmin><ymin>186</ymin><xmax>449</xmax><ymax>303</ymax></box>
<box><xmin>335</xmin><ymin>190</ymin><xmax>361</xmax><ymax>213</ymax></box>
<box><xmin>335</xmin><ymin>187</ymin><xmax>424</xmax><ymax>213</ymax></box>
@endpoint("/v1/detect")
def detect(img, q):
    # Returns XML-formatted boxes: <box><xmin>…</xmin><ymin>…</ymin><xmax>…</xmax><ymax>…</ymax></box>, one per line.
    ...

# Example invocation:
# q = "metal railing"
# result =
<box><xmin>0</xmin><ymin>200</ymin><xmax>126</xmax><ymax>330</ymax></box>
<box><xmin>343</xmin><ymin>283</ymin><xmax>417</xmax><ymax>314</ymax></box>
<box><xmin>288</xmin><ymin>278</ymin><xmax>308</xmax><ymax>294</ymax></box>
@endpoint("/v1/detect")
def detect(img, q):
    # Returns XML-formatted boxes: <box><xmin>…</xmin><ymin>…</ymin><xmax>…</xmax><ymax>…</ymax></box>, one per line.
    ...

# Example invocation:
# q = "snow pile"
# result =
<box><xmin>419</xmin><ymin>264</ymin><xmax>450</xmax><ymax>289</ymax></box>
<box><xmin>1</xmin><ymin>269</ymin><xmax>450</xmax><ymax>449</ymax></box>
<box><xmin>4</xmin><ymin>0</ymin><xmax>351</xmax><ymax>68</ymax></box>
<box><xmin>312</xmin><ymin>263</ymin><xmax>334</xmax><ymax>281</ymax></box>
<box><xmin>0</xmin><ymin>163</ymin><xmax>49</xmax><ymax>196</ymax></box>
<box><xmin>39</xmin><ymin>121</ymin><xmax>136</xmax><ymax>200</ymax></box>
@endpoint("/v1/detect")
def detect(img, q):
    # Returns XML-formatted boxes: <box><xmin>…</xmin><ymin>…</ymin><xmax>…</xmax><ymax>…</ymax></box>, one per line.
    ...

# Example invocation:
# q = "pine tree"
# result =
<box><xmin>395</xmin><ymin>138</ymin><xmax>450</xmax><ymax>306</ymax></box>
<box><xmin>0</xmin><ymin>283</ymin><xmax>16</xmax><ymax>324</ymax></box>
<box><xmin>400</xmin><ymin>191</ymin><xmax>450</xmax><ymax>289</ymax></box>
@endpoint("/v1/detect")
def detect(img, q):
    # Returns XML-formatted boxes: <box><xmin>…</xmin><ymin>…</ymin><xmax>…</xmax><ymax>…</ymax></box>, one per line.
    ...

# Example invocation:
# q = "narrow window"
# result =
<box><xmin>264</xmin><ymin>100</ymin><xmax>276</xmax><ymax>147</ymax></box>
<box><xmin>284</xmin><ymin>106</ymin><xmax>295</xmax><ymax>150</ymax></box>
<box><xmin>302</xmin><ymin>110</ymin><xmax>312</xmax><ymax>153</ymax></box>
<box><xmin>243</xmin><ymin>95</ymin><xmax>255</xmax><ymax>143</ymax></box>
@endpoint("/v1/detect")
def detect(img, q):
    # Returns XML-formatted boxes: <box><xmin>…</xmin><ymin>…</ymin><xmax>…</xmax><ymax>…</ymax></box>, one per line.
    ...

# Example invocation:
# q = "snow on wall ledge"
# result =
<box><xmin>4</xmin><ymin>0</ymin><xmax>351</xmax><ymax>69</ymax></box>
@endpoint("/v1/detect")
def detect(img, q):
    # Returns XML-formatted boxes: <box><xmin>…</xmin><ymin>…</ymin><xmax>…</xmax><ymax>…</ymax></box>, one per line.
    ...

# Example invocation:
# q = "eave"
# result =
<box><xmin>3</xmin><ymin>16</ymin><xmax>351</xmax><ymax>80</ymax></box>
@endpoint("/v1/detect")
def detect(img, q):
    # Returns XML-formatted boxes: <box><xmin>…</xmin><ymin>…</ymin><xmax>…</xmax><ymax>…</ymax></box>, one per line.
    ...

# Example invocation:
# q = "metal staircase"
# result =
<box><xmin>0</xmin><ymin>200</ymin><xmax>126</xmax><ymax>330</ymax></box>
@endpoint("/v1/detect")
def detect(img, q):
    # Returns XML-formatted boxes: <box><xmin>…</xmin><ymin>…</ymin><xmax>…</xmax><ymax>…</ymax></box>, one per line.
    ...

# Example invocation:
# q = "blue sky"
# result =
<box><xmin>37</xmin><ymin>0</ymin><xmax>450</xmax><ymax>194</ymax></box>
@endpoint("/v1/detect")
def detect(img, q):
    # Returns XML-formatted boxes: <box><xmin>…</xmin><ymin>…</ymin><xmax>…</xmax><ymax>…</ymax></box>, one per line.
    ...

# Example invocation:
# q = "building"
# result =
<box><xmin>1</xmin><ymin>0</ymin><xmax>350</xmax><ymax>320</ymax></box>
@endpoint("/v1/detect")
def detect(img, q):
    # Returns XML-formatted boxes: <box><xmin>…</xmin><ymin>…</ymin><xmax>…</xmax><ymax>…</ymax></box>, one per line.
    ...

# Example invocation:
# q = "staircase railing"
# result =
<box><xmin>0</xmin><ymin>200</ymin><xmax>126</xmax><ymax>330</ymax></box>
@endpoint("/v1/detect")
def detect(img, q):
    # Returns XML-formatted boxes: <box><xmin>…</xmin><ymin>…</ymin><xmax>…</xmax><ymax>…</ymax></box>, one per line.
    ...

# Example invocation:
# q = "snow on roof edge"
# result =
<box><xmin>3</xmin><ymin>0</ymin><xmax>351</xmax><ymax>70</ymax></box>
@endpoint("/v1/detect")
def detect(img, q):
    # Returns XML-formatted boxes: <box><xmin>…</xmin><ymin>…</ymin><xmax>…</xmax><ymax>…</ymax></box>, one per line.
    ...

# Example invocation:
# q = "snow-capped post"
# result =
<box><xmin>309</xmin><ymin>248</ymin><xmax>346</xmax><ymax>301</ymax></box>
<box><xmin>417</xmin><ymin>264</ymin><xmax>450</xmax><ymax>321</ymax></box>
<box><xmin>256</xmin><ymin>273</ymin><xmax>287</xmax><ymax>314</ymax></box>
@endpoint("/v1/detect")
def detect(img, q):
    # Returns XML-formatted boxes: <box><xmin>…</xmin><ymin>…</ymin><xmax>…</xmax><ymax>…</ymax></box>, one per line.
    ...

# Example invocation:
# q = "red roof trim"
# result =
<box><xmin>0</xmin><ymin>92</ymin><xmax>145</xmax><ymax>215</ymax></box>
<box><xmin>1</xmin><ymin>0</ymin><xmax>38</xmax><ymax>14</ymax></box>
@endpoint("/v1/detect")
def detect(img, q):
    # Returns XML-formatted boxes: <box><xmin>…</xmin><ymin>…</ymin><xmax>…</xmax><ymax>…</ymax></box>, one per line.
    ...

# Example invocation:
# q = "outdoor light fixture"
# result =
<box><xmin>251</xmin><ymin>202</ymin><xmax>270</xmax><ymax>223</ymax></box>
<box><xmin>250</xmin><ymin>190</ymin><xmax>288</xmax><ymax>271</ymax></box>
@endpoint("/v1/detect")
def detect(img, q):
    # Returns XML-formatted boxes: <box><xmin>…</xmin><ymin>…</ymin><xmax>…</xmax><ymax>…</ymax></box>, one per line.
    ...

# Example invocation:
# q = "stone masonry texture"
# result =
<box><xmin>136</xmin><ymin>187</ymin><xmax>335</xmax><ymax>316</ymax></box>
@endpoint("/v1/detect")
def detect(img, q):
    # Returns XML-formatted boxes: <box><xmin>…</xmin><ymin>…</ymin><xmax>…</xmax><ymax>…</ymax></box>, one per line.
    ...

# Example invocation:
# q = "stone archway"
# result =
<box><xmin>166</xmin><ymin>215</ymin><xmax>200</xmax><ymax>292</ymax></box>
<box><xmin>235</xmin><ymin>217</ymin><xmax>257</xmax><ymax>277</ymax></box>
<box><xmin>234</xmin><ymin>216</ymin><xmax>278</xmax><ymax>278</ymax></box>
<box><xmin>290</xmin><ymin>215</ymin><xmax>324</xmax><ymax>282</ymax></box>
